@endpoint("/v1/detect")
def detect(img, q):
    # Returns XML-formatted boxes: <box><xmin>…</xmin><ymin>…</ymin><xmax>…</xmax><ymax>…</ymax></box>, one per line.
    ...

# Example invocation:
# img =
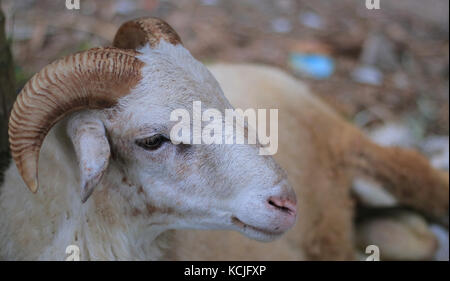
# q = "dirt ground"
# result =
<box><xmin>1</xmin><ymin>0</ymin><xmax>448</xmax><ymax>137</ymax></box>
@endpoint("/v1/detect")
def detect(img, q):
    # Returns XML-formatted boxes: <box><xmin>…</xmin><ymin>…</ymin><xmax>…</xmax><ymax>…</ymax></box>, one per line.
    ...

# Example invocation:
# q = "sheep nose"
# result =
<box><xmin>264</xmin><ymin>180</ymin><xmax>297</xmax><ymax>230</ymax></box>
<box><xmin>267</xmin><ymin>196</ymin><xmax>297</xmax><ymax>217</ymax></box>
<box><xmin>266</xmin><ymin>195</ymin><xmax>297</xmax><ymax>231</ymax></box>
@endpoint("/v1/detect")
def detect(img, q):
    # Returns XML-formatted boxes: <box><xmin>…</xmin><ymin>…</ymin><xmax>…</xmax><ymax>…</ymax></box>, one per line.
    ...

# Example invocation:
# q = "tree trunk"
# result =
<box><xmin>0</xmin><ymin>1</ymin><xmax>16</xmax><ymax>177</ymax></box>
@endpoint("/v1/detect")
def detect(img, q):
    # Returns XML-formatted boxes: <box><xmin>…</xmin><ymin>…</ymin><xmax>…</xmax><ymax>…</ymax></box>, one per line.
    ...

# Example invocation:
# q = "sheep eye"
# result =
<box><xmin>136</xmin><ymin>134</ymin><xmax>168</xmax><ymax>150</ymax></box>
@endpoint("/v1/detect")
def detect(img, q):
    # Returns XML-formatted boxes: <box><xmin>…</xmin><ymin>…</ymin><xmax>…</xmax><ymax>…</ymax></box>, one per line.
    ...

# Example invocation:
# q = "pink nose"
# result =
<box><xmin>267</xmin><ymin>196</ymin><xmax>297</xmax><ymax>229</ymax></box>
<box><xmin>268</xmin><ymin>196</ymin><xmax>297</xmax><ymax>216</ymax></box>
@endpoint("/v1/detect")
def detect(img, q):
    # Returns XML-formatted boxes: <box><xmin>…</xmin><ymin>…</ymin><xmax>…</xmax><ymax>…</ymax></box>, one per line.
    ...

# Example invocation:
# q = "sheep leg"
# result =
<box><xmin>349</xmin><ymin>133</ymin><xmax>449</xmax><ymax>221</ymax></box>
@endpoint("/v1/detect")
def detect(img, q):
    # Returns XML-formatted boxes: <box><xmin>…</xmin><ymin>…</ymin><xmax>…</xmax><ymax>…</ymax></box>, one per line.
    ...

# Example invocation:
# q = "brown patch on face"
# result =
<box><xmin>131</xmin><ymin>208</ymin><xmax>142</xmax><ymax>217</ymax></box>
<box><xmin>142</xmin><ymin>203</ymin><xmax>177</xmax><ymax>217</ymax></box>
<box><xmin>113</xmin><ymin>17</ymin><xmax>182</xmax><ymax>50</ymax></box>
<box><xmin>145</xmin><ymin>203</ymin><xmax>157</xmax><ymax>215</ymax></box>
<box><xmin>119</xmin><ymin>175</ymin><xmax>134</xmax><ymax>188</ymax></box>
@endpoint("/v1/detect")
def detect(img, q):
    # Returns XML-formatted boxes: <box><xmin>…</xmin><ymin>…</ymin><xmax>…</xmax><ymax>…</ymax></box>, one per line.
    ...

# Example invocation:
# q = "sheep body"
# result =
<box><xmin>172</xmin><ymin>63</ymin><xmax>448</xmax><ymax>260</ymax></box>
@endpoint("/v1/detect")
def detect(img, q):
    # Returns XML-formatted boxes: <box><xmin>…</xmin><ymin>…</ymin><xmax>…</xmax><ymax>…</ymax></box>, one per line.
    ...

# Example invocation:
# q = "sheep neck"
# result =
<box><xmin>42</xmin><ymin>123</ymin><xmax>173</xmax><ymax>260</ymax></box>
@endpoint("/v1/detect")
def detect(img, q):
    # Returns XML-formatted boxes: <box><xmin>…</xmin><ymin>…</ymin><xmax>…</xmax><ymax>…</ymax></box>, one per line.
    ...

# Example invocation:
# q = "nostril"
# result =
<box><xmin>267</xmin><ymin>197</ymin><xmax>296</xmax><ymax>216</ymax></box>
<box><xmin>268</xmin><ymin>199</ymin><xmax>289</xmax><ymax>213</ymax></box>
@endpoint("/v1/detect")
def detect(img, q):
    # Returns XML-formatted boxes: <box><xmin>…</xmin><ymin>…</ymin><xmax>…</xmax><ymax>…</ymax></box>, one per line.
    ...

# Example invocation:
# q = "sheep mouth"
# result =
<box><xmin>231</xmin><ymin>216</ymin><xmax>285</xmax><ymax>237</ymax></box>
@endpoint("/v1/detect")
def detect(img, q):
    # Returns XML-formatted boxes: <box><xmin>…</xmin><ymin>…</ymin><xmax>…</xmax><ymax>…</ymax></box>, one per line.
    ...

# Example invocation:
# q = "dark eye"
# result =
<box><xmin>136</xmin><ymin>134</ymin><xmax>168</xmax><ymax>151</ymax></box>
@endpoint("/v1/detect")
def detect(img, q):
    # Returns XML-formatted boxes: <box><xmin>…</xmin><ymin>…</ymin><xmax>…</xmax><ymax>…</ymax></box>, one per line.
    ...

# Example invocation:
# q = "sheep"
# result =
<box><xmin>173</xmin><ymin>63</ymin><xmax>449</xmax><ymax>260</ymax></box>
<box><xmin>0</xmin><ymin>18</ymin><xmax>297</xmax><ymax>260</ymax></box>
<box><xmin>0</xmin><ymin>17</ymin><xmax>447</xmax><ymax>260</ymax></box>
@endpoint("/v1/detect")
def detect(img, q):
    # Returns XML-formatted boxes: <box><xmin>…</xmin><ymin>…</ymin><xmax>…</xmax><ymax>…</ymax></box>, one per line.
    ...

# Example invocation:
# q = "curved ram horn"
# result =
<box><xmin>113</xmin><ymin>17</ymin><xmax>182</xmax><ymax>50</ymax></box>
<box><xmin>8</xmin><ymin>47</ymin><xmax>144</xmax><ymax>193</ymax></box>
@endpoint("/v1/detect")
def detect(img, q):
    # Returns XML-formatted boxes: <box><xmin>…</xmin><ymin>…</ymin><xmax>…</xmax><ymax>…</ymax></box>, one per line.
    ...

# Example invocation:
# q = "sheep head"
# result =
<box><xmin>8</xmin><ymin>18</ymin><xmax>296</xmax><ymax>241</ymax></box>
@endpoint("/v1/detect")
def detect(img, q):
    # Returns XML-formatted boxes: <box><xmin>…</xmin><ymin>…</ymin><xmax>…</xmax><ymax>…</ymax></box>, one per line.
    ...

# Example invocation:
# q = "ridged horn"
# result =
<box><xmin>8</xmin><ymin>47</ymin><xmax>145</xmax><ymax>193</ymax></box>
<box><xmin>113</xmin><ymin>17</ymin><xmax>182</xmax><ymax>50</ymax></box>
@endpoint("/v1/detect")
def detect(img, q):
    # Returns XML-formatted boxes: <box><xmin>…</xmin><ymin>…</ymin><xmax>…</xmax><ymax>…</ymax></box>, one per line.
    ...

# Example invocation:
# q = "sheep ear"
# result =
<box><xmin>67</xmin><ymin>113</ymin><xmax>110</xmax><ymax>203</ymax></box>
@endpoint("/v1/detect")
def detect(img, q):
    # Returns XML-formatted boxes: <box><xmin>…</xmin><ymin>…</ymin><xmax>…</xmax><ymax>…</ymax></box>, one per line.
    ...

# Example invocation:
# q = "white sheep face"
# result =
<box><xmin>68</xmin><ymin>42</ymin><xmax>297</xmax><ymax>242</ymax></box>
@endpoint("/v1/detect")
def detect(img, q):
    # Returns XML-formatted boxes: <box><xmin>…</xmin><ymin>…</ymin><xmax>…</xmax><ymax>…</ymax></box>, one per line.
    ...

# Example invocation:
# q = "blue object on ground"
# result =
<box><xmin>351</xmin><ymin>65</ymin><xmax>383</xmax><ymax>86</ymax></box>
<box><xmin>289</xmin><ymin>53</ymin><xmax>334</xmax><ymax>79</ymax></box>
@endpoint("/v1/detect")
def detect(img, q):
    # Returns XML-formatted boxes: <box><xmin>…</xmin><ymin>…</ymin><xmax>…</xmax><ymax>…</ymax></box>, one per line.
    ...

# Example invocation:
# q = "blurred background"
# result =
<box><xmin>0</xmin><ymin>0</ymin><xmax>448</xmax><ymax>259</ymax></box>
<box><xmin>1</xmin><ymin>0</ymin><xmax>449</xmax><ymax>159</ymax></box>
